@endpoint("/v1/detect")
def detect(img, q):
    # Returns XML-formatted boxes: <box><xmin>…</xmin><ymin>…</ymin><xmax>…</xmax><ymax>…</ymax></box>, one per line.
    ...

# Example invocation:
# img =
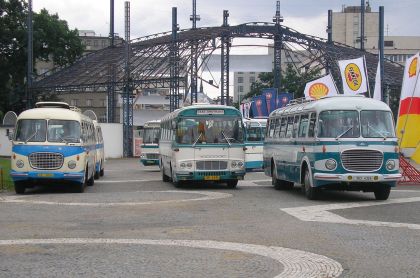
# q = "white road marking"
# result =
<box><xmin>282</xmin><ymin>197</ymin><xmax>420</xmax><ymax>230</ymax></box>
<box><xmin>0</xmin><ymin>238</ymin><xmax>343</xmax><ymax>278</ymax></box>
<box><xmin>0</xmin><ymin>191</ymin><xmax>231</xmax><ymax>207</ymax></box>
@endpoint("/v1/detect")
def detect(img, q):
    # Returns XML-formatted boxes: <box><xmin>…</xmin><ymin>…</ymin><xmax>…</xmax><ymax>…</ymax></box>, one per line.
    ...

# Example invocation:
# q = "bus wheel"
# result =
<box><xmin>304</xmin><ymin>168</ymin><xmax>319</xmax><ymax>200</ymax></box>
<box><xmin>374</xmin><ymin>186</ymin><xmax>391</xmax><ymax>200</ymax></box>
<box><xmin>227</xmin><ymin>179</ymin><xmax>238</xmax><ymax>188</ymax></box>
<box><xmin>14</xmin><ymin>181</ymin><xmax>26</xmax><ymax>195</ymax></box>
<box><xmin>272</xmin><ymin>164</ymin><xmax>292</xmax><ymax>190</ymax></box>
<box><xmin>161</xmin><ymin>163</ymin><xmax>170</xmax><ymax>182</ymax></box>
<box><xmin>100</xmin><ymin>161</ymin><xmax>104</xmax><ymax>177</ymax></box>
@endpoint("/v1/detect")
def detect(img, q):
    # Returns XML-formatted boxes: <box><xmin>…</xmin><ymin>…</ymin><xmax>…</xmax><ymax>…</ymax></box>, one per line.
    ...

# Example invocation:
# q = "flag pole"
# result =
<box><xmin>363</xmin><ymin>55</ymin><xmax>371</xmax><ymax>97</ymax></box>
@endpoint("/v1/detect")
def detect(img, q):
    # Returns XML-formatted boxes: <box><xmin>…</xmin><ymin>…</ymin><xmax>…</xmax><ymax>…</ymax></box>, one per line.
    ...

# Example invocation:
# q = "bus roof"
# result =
<box><xmin>270</xmin><ymin>95</ymin><xmax>391</xmax><ymax>117</ymax></box>
<box><xmin>17</xmin><ymin>107</ymin><xmax>91</xmax><ymax>122</ymax></box>
<box><xmin>161</xmin><ymin>104</ymin><xmax>241</xmax><ymax>122</ymax></box>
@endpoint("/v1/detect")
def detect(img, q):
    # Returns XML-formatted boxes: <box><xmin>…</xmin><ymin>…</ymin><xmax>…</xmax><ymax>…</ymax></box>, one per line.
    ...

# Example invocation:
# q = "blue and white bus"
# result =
<box><xmin>10</xmin><ymin>102</ymin><xmax>96</xmax><ymax>194</ymax></box>
<box><xmin>159</xmin><ymin>104</ymin><xmax>246</xmax><ymax>188</ymax></box>
<box><xmin>244</xmin><ymin>118</ymin><xmax>267</xmax><ymax>171</ymax></box>
<box><xmin>139</xmin><ymin>120</ymin><xmax>161</xmax><ymax>166</ymax></box>
<box><xmin>264</xmin><ymin>96</ymin><xmax>401</xmax><ymax>200</ymax></box>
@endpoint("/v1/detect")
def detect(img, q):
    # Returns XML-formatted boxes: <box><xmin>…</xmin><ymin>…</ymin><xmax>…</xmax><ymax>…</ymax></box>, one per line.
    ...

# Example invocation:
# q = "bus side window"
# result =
<box><xmin>292</xmin><ymin>115</ymin><xmax>300</xmax><ymax>138</ymax></box>
<box><xmin>279</xmin><ymin>117</ymin><xmax>287</xmax><ymax>138</ymax></box>
<box><xmin>298</xmin><ymin>114</ymin><xmax>309</xmax><ymax>138</ymax></box>
<box><xmin>308</xmin><ymin>113</ymin><xmax>316</xmax><ymax>138</ymax></box>
<box><xmin>285</xmin><ymin>116</ymin><xmax>294</xmax><ymax>138</ymax></box>
<box><xmin>269</xmin><ymin>119</ymin><xmax>276</xmax><ymax>138</ymax></box>
<box><xmin>274</xmin><ymin>118</ymin><xmax>281</xmax><ymax>138</ymax></box>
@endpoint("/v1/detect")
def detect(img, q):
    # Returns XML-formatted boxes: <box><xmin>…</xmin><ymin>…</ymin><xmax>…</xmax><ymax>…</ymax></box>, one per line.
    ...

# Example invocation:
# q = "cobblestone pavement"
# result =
<box><xmin>1</xmin><ymin>158</ymin><xmax>420</xmax><ymax>277</ymax></box>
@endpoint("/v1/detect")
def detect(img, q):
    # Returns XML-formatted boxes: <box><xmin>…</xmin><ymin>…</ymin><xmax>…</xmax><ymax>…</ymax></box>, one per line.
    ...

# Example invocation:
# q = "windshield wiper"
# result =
<box><xmin>24</xmin><ymin>131</ymin><xmax>38</xmax><ymax>144</ymax></box>
<box><xmin>57</xmin><ymin>135</ymin><xmax>68</xmax><ymax>144</ymax></box>
<box><xmin>368</xmin><ymin>124</ymin><xmax>387</xmax><ymax>139</ymax></box>
<box><xmin>192</xmin><ymin>132</ymin><xmax>203</xmax><ymax>147</ymax></box>
<box><xmin>221</xmin><ymin>131</ymin><xmax>231</xmax><ymax>147</ymax></box>
<box><xmin>335</xmin><ymin>126</ymin><xmax>353</xmax><ymax>140</ymax></box>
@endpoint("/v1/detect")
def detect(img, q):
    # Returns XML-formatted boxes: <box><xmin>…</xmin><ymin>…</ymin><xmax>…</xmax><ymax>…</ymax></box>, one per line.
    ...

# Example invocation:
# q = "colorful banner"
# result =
<box><xmin>277</xmin><ymin>92</ymin><xmax>292</xmax><ymax>108</ymax></box>
<box><xmin>373</xmin><ymin>58</ymin><xmax>382</xmax><ymax>101</ymax></box>
<box><xmin>304</xmin><ymin>74</ymin><xmax>339</xmax><ymax>100</ymax></box>
<box><xmin>240</xmin><ymin>102</ymin><xmax>251</xmax><ymax>118</ymax></box>
<box><xmin>251</xmin><ymin>95</ymin><xmax>269</xmax><ymax>117</ymax></box>
<box><xmin>396</xmin><ymin>52</ymin><xmax>420</xmax><ymax>151</ymax></box>
<box><xmin>338</xmin><ymin>56</ymin><xmax>369</xmax><ymax>95</ymax></box>
<box><xmin>261</xmin><ymin>88</ymin><xmax>277</xmax><ymax>113</ymax></box>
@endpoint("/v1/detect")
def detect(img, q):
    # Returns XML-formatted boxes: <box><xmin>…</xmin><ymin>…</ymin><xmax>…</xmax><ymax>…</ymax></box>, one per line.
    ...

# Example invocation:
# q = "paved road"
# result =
<box><xmin>1</xmin><ymin>158</ymin><xmax>419</xmax><ymax>277</ymax></box>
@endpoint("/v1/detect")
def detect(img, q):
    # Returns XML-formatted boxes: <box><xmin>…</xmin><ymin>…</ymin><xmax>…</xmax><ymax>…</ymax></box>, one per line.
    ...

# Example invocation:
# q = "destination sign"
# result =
<box><xmin>196</xmin><ymin>109</ymin><xmax>225</xmax><ymax>115</ymax></box>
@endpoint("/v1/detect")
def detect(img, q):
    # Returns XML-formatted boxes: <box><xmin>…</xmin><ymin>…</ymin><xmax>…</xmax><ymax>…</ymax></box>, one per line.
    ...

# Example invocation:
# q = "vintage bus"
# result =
<box><xmin>243</xmin><ymin>118</ymin><xmax>267</xmax><ymax>171</ymax></box>
<box><xmin>139</xmin><ymin>120</ymin><xmax>161</xmax><ymax>166</ymax></box>
<box><xmin>159</xmin><ymin>104</ymin><xmax>246</xmax><ymax>188</ymax></box>
<box><xmin>10</xmin><ymin>102</ymin><xmax>96</xmax><ymax>194</ymax></box>
<box><xmin>264</xmin><ymin>95</ymin><xmax>401</xmax><ymax>200</ymax></box>
<box><xmin>93</xmin><ymin>120</ymin><xmax>105</xmax><ymax>179</ymax></box>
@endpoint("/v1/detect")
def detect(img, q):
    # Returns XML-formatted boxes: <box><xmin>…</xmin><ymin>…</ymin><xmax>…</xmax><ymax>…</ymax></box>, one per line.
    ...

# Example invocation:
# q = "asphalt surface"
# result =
<box><xmin>1</xmin><ymin>158</ymin><xmax>420</xmax><ymax>277</ymax></box>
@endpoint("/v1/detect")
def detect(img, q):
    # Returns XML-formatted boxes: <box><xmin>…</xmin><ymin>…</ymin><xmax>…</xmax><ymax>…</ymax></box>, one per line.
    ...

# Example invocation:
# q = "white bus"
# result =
<box><xmin>264</xmin><ymin>96</ymin><xmax>401</xmax><ymax>200</ymax></box>
<box><xmin>243</xmin><ymin>118</ymin><xmax>267</xmax><ymax>171</ymax></box>
<box><xmin>139</xmin><ymin>120</ymin><xmax>161</xmax><ymax>166</ymax></box>
<box><xmin>93</xmin><ymin>120</ymin><xmax>105</xmax><ymax>179</ymax></box>
<box><xmin>10</xmin><ymin>102</ymin><xmax>96</xmax><ymax>194</ymax></box>
<box><xmin>159</xmin><ymin>104</ymin><xmax>246</xmax><ymax>188</ymax></box>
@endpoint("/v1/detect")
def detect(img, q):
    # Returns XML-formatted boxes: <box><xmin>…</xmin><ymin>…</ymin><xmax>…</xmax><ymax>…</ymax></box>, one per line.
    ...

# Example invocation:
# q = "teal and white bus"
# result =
<box><xmin>139</xmin><ymin>120</ymin><xmax>161</xmax><ymax>166</ymax></box>
<box><xmin>93</xmin><ymin>120</ymin><xmax>105</xmax><ymax>179</ymax></box>
<box><xmin>10</xmin><ymin>102</ymin><xmax>96</xmax><ymax>194</ymax></box>
<box><xmin>244</xmin><ymin>118</ymin><xmax>267</xmax><ymax>171</ymax></box>
<box><xmin>159</xmin><ymin>104</ymin><xmax>246</xmax><ymax>188</ymax></box>
<box><xmin>264</xmin><ymin>96</ymin><xmax>401</xmax><ymax>200</ymax></box>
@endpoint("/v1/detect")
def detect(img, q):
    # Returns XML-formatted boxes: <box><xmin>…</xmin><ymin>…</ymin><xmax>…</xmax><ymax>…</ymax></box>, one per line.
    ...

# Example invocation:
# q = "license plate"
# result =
<box><xmin>204</xmin><ymin>176</ymin><xmax>220</xmax><ymax>181</ymax></box>
<box><xmin>354</xmin><ymin>176</ymin><xmax>375</xmax><ymax>182</ymax></box>
<box><xmin>38</xmin><ymin>173</ymin><xmax>54</xmax><ymax>177</ymax></box>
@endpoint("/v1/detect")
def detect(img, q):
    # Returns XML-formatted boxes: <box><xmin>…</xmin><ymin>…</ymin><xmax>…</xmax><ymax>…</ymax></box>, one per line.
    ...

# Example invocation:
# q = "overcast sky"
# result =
<box><xmin>33</xmin><ymin>0</ymin><xmax>420</xmax><ymax>40</ymax></box>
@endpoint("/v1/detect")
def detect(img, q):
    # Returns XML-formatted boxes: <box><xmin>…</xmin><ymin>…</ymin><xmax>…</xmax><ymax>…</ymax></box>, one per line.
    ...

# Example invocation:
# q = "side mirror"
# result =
<box><xmin>7</xmin><ymin>129</ymin><xmax>14</xmax><ymax>141</ymax></box>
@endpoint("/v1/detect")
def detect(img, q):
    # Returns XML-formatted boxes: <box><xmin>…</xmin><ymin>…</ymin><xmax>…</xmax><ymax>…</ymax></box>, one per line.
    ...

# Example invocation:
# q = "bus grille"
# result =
<box><xmin>197</xmin><ymin>171</ymin><xmax>227</xmax><ymax>176</ymax></box>
<box><xmin>146</xmin><ymin>153</ymin><xmax>159</xmax><ymax>159</ymax></box>
<box><xmin>29</xmin><ymin>152</ymin><xmax>64</xmax><ymax>170</ymax></box>
<box><xmin>196</xmin><ymin>161</ymin><xmax>228</xmax><ymax>170</ymax></box>
<box><xmin>341</xmin><ymin>149</ymin><xmax>383</xmax><ymax>172</ymax></box>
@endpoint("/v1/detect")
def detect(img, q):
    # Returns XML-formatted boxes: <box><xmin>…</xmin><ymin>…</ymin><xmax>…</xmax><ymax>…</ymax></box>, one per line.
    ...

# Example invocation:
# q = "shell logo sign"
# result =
<box><xmin>308</xmin><ymin>83</ymin><xmax>329</xmax><ymax>100</ymax></box>
<box><xmin>344</xmin><ymin>63</ymin><xmax>362</xmax><ymax>91</ymax></box>
<box><xmin>408</xmin><ymin>57</ymin><xmax>418</xmax><ymax>78</ymax></box>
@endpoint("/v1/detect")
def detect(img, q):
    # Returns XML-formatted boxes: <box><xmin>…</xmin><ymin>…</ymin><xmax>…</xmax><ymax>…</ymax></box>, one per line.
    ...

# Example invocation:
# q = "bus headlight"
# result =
<box><xmin>237</xmin><ymin>161</ymin><xmax>244</xmax><ymax>168</ymax></box>
<box><xmin>386</xmin><ymin>159</ymin><xmax>396</xmax><ymax>171</ymax></box>
<box><xmin>180</xmin><ymin>162</ymin><xmax>186</xmax><ymax>168</ymax></box>
<box><xmin>231</xmin><ymin>161</ymin><xmax>244</xmax><ymax>169</ymax></box>
<box><xmin>325</xmin><ymin>159</ymin><xmax>337</xmax><ymax>170</ymax></box>
<box><xmin>186</xmin><ymin>162</ymin><xmax>193</xmax><ymax>168</ymax></box>
<box><xmin>231</xmin><ymin>161</ymin><xmax>237</xmax><ymax>168</ymax></box>
<box><xmin>68</xmin><ymin>160</ymin><xmax>77</xmax><ymax>169</ymax></box>
<box><xmin>16</xmin><ymin>160</ymin><xmax>24</xmax><ymax>168</ymax></box>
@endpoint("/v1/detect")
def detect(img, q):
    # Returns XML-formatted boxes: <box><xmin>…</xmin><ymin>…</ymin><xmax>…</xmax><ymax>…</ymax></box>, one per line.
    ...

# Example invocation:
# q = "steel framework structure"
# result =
<box><xmin>32</xmin><ymin>22</ymin><xmax>404</xmax><ymax>156</ymax></box>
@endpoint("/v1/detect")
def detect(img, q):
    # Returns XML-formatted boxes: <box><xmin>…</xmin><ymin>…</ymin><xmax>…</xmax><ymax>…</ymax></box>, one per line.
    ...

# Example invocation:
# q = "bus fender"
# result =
<box><xmin>300</xmin><ymin>156</ymin><xmax>312</xmax><ymax>185</ymax></box>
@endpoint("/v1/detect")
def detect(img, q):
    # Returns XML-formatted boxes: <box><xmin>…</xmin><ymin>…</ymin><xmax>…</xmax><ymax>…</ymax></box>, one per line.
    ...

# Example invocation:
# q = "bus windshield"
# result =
<box><xmin>143</xmin><ymin>128</ymin><xmax>160</xmax><ymax>144</ymax></box>
<box><xmin>318</xmin><ymin>110</ymin><xmax>360</xmax><ymax>138</ymax></box>
<box><xmin>246</xmin><ymin>125</ymin><xmax>265</xmax><ymax>141</ymax></box>
<box><xmin>15</xmin><ymin>119</ymin><xmax>47</xmax><ymax>142</ymax></box>
<box><xmin>361</xmin><ymin>110</ymin><xmax>395</xmax><ymax>138</ymax></box>
<box><xmin>47</xmin><ymin>120</ymin><xmax>81</xmax><ymax>143</ymax></box>
<box><xmin>176</xmin><ymin>117</ymin><xmax>244</xmax><ymax>144</ymax></box>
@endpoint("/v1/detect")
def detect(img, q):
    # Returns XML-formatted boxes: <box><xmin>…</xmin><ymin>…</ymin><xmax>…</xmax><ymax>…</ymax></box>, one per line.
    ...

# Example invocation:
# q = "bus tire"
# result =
<box><xmin>272</xmin><ymin>163</ymin><xmax>292</xmax><ymax>190</ymax></box>
<box><xmin>14</xmin><ymin>182</ymin><xmax>26</xmax><ymax>194</ymax></box>
<box><xmin>87</xmin><ymin>174</ymin><xmax>94</xmax><ymax>186</ymax></box>
<box><xmin>304</xmin><ymin>168</ymin><xmax>320</xmax><ymax>200</ymax></box>
<box><xmin>161</xmin><ymin>162</ymin><xmax>170</xmax><ymax>182</ymax></box>
<box><xmin>94</xmin><ymin>168</ymin><xmax>100</xmax><ymax>180</ymax></box>
<box><xmin>227</xmin><ymin>179</ymin><xmax>238</xmax><ymax>188</ymax></box>
<box><xmin>374</xmin><ymin>186</ymin><xmax>391</xmax><ymax>200</ymax></box>
<box><xmin>100</xmin><ymin>161</ymin><xmax>104</xmax><ymax>177</ymax></box>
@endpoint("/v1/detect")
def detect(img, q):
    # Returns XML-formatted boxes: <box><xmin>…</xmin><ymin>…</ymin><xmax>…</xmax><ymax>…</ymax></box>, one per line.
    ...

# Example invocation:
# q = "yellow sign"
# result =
<box><xmin>308</xmin><ymin>83</ymin><xmax>329</xmax><ymax>99</ymax></box>
<box><xmin>204</xmin><ymin>176</ymin><xmax>220</xmax><ymax>181</ymax></box>
<box><xmin>344</xmin><ymin>63</ymin><xmax>362</xmax><ymax>91</ymax></box>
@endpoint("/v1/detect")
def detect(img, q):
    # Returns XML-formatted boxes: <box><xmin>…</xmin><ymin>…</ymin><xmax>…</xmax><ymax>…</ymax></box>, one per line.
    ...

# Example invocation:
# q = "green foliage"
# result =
<box><xmin>241</xmin><ymin>64</ymin><xmax>322</xmax><ymax>101</ymax></box>
<box><xmin>0</xmin><ymin>0</ymin><xmax>84</xmax><ymax>114</ymax></box>
<box><xmin>0</xmin><ymin>157</ymin><xmax>13</xmax><ymax>191</ymax></box>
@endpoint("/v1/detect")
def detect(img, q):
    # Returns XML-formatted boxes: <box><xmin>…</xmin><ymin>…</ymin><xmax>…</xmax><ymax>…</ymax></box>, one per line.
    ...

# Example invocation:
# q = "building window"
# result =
<box><xmin>239</xmin><ymin>86</ymin><xmax>244</xmax><ymax>93</ymax></box>
<box><xmin>70</xmin><ymin>99</ymin><xmax>78</xmax><ymax>106</ymax></box>
<box><xmin>102</xmin><ymin>40</ymin><xmax>108</xmax><ymax>47</ymax></box>
<box><xmin>384</xmin><ymin>41</ymin><xmax>394</xmax><ymax>47</ymax></box>
<box><xmin>250</xmin><ymin>72</ymin><xmax>255</xmax><ymax>74</ymax></box>
<box><xmin>238</xmin><ymin>77</ymin><xmax>244</xmax><ymax>83</ymax></box>
<box><xmin>86</xmin><ymin>99</ymin><xmax>93</xmax><ymax>106</ymax></box>
<box><xmin>237</xmin><ymin>72</ymin><xmax>244</xmax><ymax>74</ymax></box>
<box><xmin>86</xmin><ymin>40</ymin><xmax>91</xmax><ymax>46</ymax></box>
<box><xmin>101</xmin><ymin>99</ymin><xmax>107</xmax><ymax>107</ymax></box>
<box><xmin>249</xmin><ymin>76</ymin><xmax>255</xmax><ymax>83</ymax></box>
<box><xmin>94</xmin><ymin>40</ymin><xmax>98</xmax><ymax>47</ymax></box>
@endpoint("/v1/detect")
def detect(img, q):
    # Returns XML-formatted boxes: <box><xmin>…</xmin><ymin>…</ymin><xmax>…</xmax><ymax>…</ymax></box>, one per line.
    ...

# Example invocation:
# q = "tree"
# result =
<box><xmin>0</xmin><ymin>0</ymin><xmax>84</xmax><ymax>114</ymax></box>
<box><xmin>241</xmin><ymin>64</ymin><xmax>322</xmax><ymax>102</ymax></box>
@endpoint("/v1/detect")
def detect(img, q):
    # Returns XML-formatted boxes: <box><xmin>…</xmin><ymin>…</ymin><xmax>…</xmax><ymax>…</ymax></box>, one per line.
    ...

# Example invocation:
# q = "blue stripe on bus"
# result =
<box><xmin>245</xmin><ymin>161</ymin><xmax>263</xmax><ymax>170</ymax></box>
<box><xmin>96</xmin><ymin>143</ymin><xmax>104</xmax><ymax>149</ymax></box>
<box><xmin>12</xmin><ymin>145</ymin><xmax>91</xmax><ymax>157</ymax></box>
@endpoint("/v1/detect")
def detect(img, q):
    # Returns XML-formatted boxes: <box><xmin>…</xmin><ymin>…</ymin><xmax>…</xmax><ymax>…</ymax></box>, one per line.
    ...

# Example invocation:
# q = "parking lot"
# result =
<box><xmin>1</xmin><ymin>158</ymin><xmax>420</xmax><ymax>277</ymax></box>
